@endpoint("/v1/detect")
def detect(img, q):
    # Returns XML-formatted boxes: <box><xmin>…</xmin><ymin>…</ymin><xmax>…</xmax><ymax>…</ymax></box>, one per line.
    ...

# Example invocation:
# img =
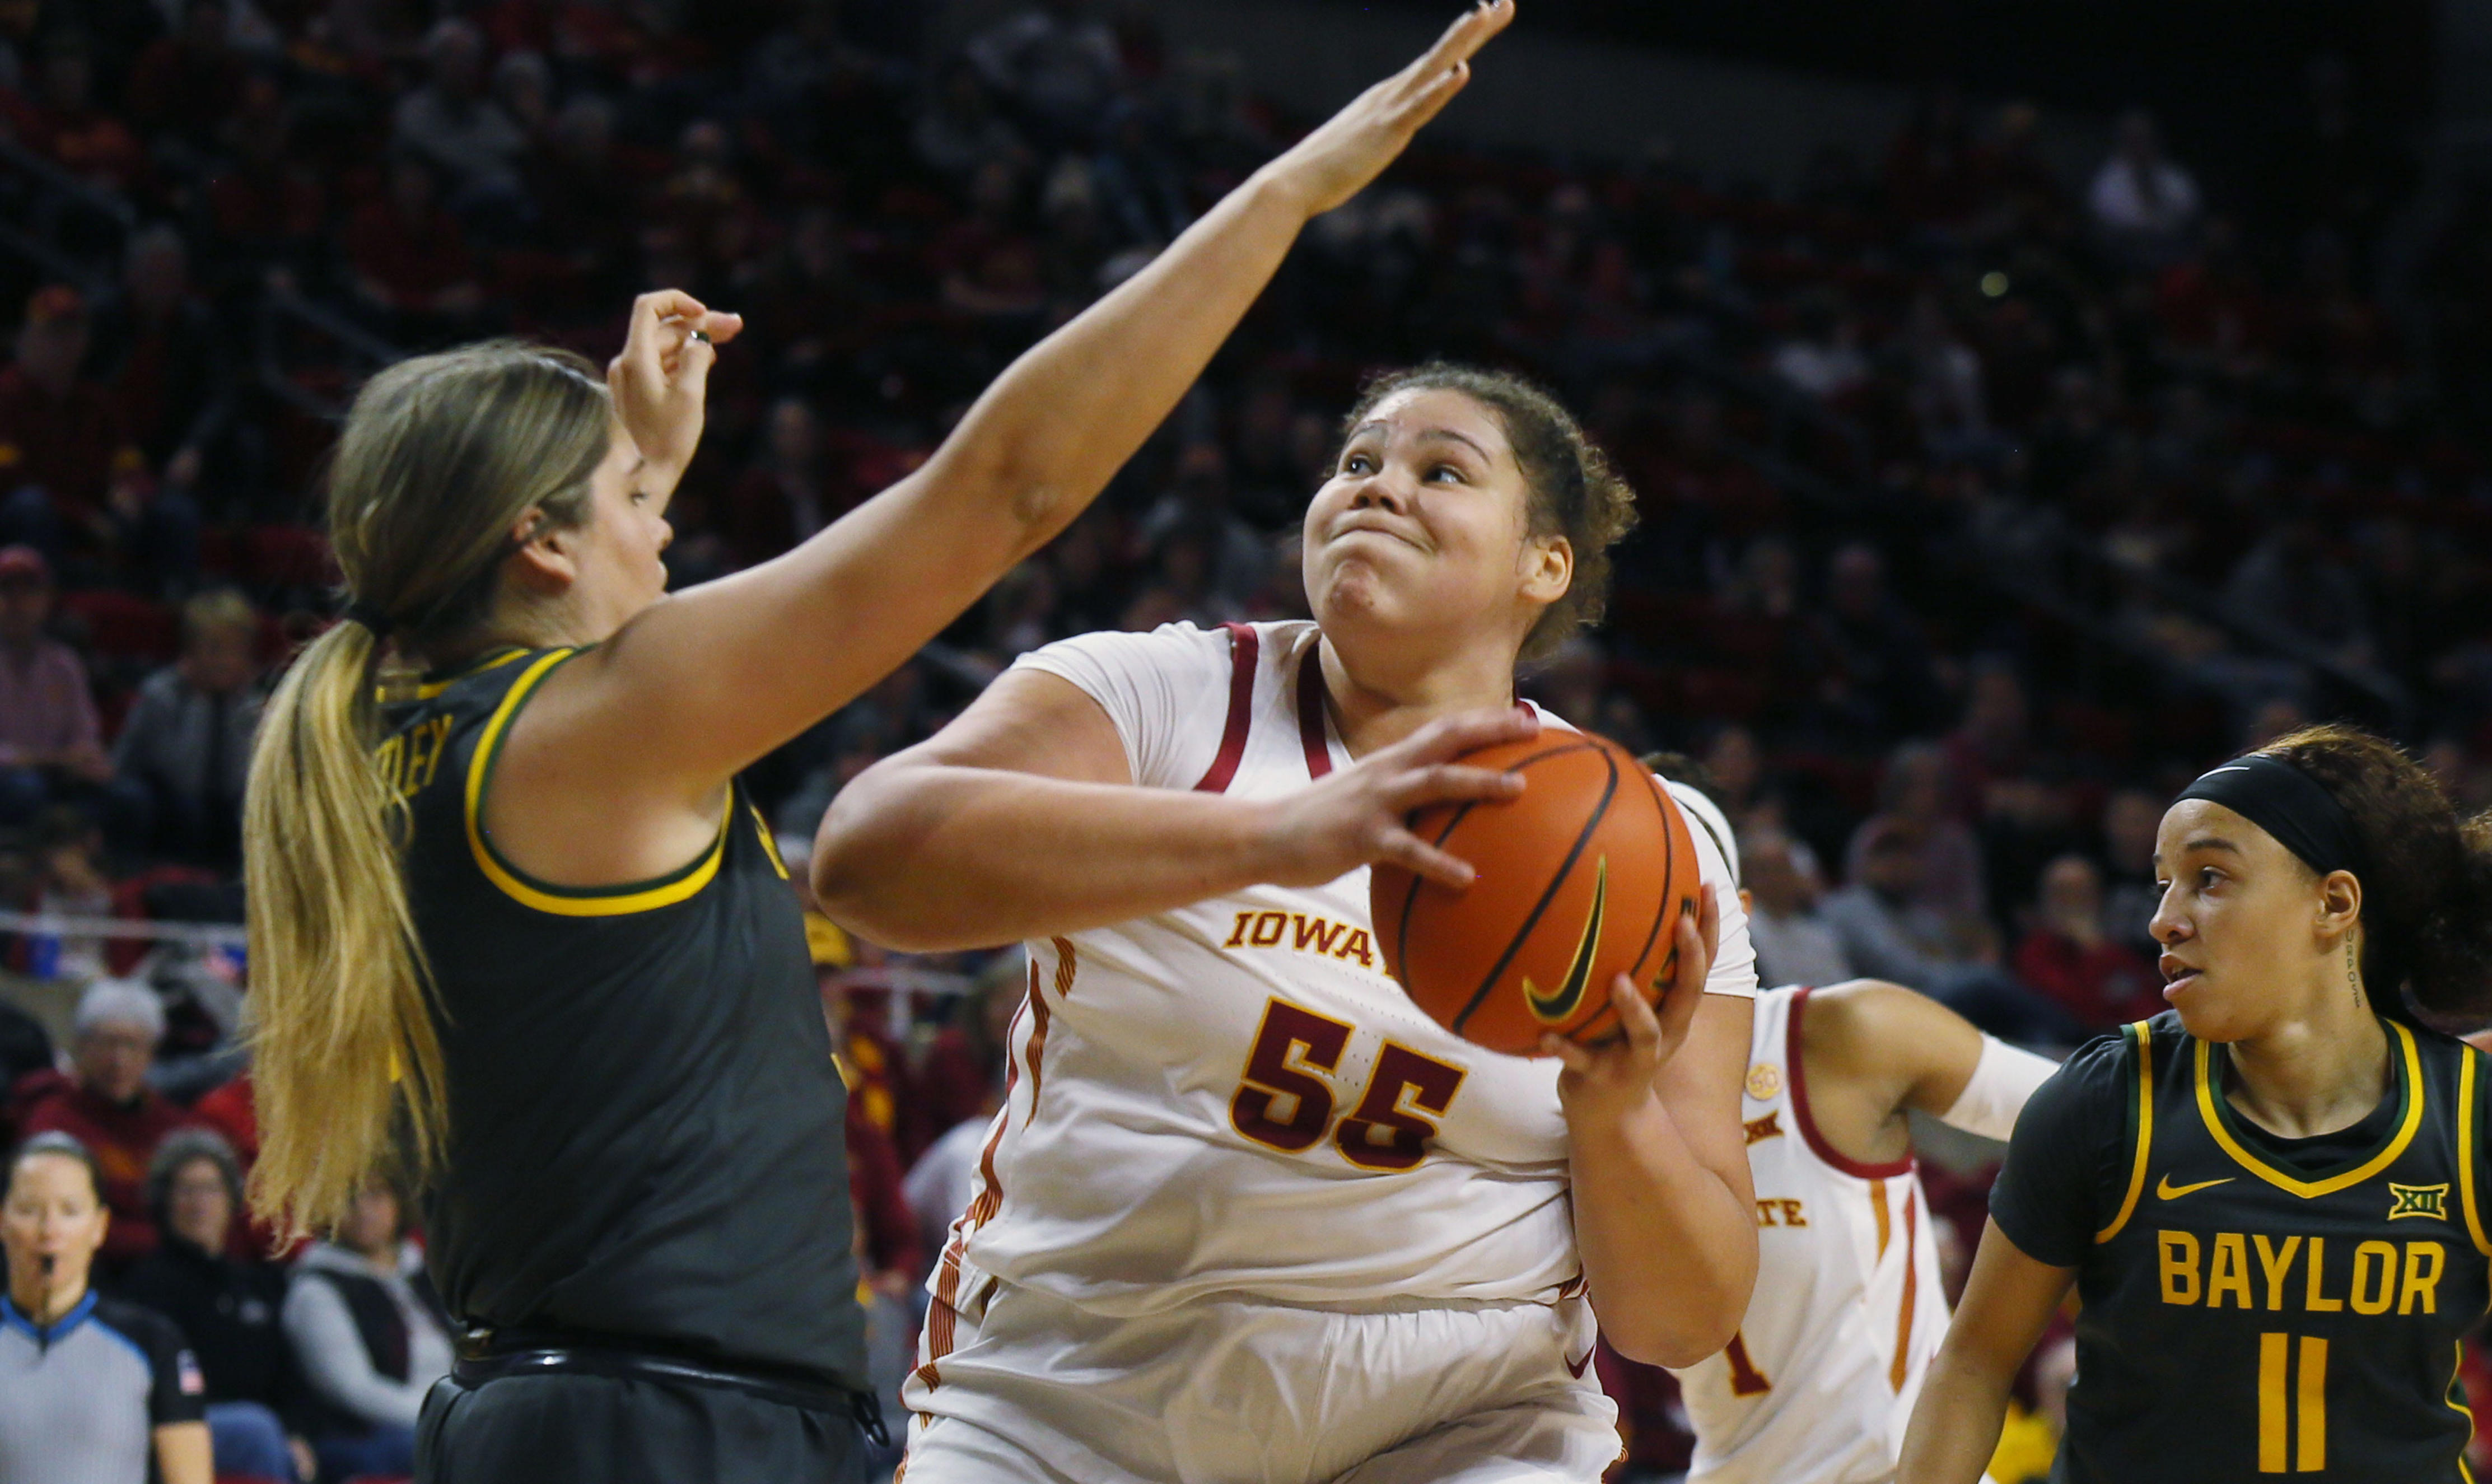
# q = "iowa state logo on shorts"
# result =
<box><xmin>2388</xmin><ymin>1182</ymin><xmax>2450</xmax><ymax>1221</ymax></box>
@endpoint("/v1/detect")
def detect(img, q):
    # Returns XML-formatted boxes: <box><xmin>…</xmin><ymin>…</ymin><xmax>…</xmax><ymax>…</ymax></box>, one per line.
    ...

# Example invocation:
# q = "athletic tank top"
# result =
<box><xmin>381</xmin><ymin>646</ymin><xmax>867</xmax><ymax>1389</ymax></box>
<box><xmin>1671</xmin><ymin>986</ymin><xmax>1948</xmax><ymax>1484</ymax></box>
<box><xmin>1992</xmin><ymin>1010</ymin><xmax>2491</xmax><ymax>1483</ymax></box>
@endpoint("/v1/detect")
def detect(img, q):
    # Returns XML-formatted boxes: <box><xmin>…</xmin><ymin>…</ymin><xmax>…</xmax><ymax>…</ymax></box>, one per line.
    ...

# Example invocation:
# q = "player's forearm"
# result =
<box><xmin>1569</xmin><ymin>1099</ymin><xmax>1757</xmax><ymax>1368</ymax></box>
<box><xmin>915</xmin><ymin>170</ymin><xmax>1310</xmax><ymax>544</ymax></box>
<box><xmin>1897</xmin><ymin>1342</ymin><xmax>2018</xmax><ymax>1484</ymax></box>
<box><xmin>813</xmin><ymin>762</ymin><xmax>1279</xmax><ymax>950</ymax></box>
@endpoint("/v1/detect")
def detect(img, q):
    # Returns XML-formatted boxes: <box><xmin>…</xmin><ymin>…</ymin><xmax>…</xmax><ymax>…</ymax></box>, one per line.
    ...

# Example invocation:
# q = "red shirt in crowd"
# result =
<box><xmin>18</xmin><ymin>1079</ymin><xmax>202</xmax><ymax>1267</ymax></box>
<box><xmin>2013</xmin><ymin>928</ymin><xmax>2165</xmax><ymax>1030</ymax></box>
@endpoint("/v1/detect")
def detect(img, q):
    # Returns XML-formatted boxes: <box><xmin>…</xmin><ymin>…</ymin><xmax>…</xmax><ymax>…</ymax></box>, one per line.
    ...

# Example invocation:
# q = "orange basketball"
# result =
<box><xmin>1371</xmin><ymin>732</ymin><xmax>1702</xmax><ymax>1056</ymax></box>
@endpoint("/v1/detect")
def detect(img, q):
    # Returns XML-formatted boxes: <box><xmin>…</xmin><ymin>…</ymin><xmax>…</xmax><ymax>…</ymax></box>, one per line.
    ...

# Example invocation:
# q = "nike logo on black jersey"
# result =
<box><xmin>2157</xmin><ymin>1174</ymin><xmax>2236</xmax><ymax>1200</ymax></box>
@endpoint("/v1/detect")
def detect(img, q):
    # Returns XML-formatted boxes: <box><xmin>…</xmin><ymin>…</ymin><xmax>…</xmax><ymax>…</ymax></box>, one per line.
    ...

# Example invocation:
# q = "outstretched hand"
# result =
<box><xmin>608</xmin><ymin>290</ymin><xmax>745</xmax><ymax>476</ymax></box>
<box><xmin>1544</xmin><ymin>885</ymin><xmax>1721</xmax><ymax>1127</ymax></box>
<box><xmin>1262</xmin><ymin>0</ymin><xmax>1516</xmax><ymax>220</ymax></box>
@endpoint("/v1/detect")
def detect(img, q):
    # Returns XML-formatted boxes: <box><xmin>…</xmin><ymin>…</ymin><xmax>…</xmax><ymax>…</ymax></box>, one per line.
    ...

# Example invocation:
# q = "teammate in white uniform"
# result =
<box><xmin>1674</xmin><ymin>981</ymin><xmax>2056</xmax><ymax>1484</ymax></box>
<box><xmin>818</xmin><ymin>366</ymin><xmax>1763</xmax><ymax>1481</ymax></box>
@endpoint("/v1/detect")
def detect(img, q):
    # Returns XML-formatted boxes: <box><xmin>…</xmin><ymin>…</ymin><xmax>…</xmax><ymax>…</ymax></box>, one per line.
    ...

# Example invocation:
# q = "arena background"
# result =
<box><xmin>1</xmin><ymin>1</ymin><xmax>2488</xmax><ymax>1478</ymax></box>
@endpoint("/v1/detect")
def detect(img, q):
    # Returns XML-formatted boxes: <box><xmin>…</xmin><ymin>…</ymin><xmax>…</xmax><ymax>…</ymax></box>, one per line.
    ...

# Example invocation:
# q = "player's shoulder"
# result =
<box><xmin>2021</xmin><ymin>1011</ymin><xmax>2169</xmax><ymax>1128</ymax></box>
<box><xmin>1018</xmin><ymin>619</ymin><xmax>1301</xmax><ymax>688</ymax></box>
<box><xmin>86</xmin><ymin>1296</ymin><xmax>186</xmax><ymax>1360</ymax></box>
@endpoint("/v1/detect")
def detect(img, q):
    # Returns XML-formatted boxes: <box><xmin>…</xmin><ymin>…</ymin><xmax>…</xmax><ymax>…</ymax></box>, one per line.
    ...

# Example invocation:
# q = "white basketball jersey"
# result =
<box><xmin>918</xmin><ymin>620</ymin><xmax>1756</xmax><ymax>1360</ymax></box>
<box><xmin>1669</xmin><ymin>986</ymin><xmax>1949</xmax><ymax>1484</ymax></box>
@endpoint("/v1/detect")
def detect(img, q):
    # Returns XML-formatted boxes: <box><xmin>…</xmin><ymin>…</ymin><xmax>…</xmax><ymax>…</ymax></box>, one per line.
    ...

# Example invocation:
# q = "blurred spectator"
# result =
<box><xmin>2095</xmin><ymin>787</ymin><xmax>2164</xmax><ymax>955</ymax></box>
<box><xmin>0</xmin><ymin>288</ymin><xmax>141</xmax><ymax>554</ymax></box>
<box><xmin>4</xmin><ymin>35</ymin><xmax>150</xmax><ymax>197</ymax></box>
<box><xmin>727</xmin><ymin>398</ymin><xmax>839</xmax><ymax>570</ymax></box>
<box><xmin>1803</xmin><ymin>543</ymin><xmax>1939</xmax><ymax>745</ymax></box>
<box><xmin>125</xmin><ymin>0</ymin><xmax>249</xmax><ymax>156</ymax></box>
<box><xmin>119</xmin><ymin>1129</ymin><xmax>314</xmax><ymax>1484</ymax></box>
<box><xmin>391</xmin><ymin>20</ymin><xmax>526</xmax><ymax>216</ymax></box>
<box><xmin>1135</xmin><ymin>440</ymin><xmax>1275</xmax><ymax>616</ymax></box>
<box><xmin>1771</xmin><ymin>291</ymin><xmax>1869</xmax><ymax>402</ymax></box>
<box><xmin>1822</xmin><ymin>822</ymin><xmax>2079</xmax><ymax>1043</ymax></box>
<box><xmin>283</xmin><ymin>1176</ymin><xmax>448</xmax><ymax>1483</ymax></box>
<box><xmin>29</xmin><ymin>806</ymin><xmax>115</xmax><ymax>980</ymax></box>
<box><xmin>1742</xmin><ymin>826</ymin><xmax>1852</xmax><ymax>989</ymax></box>
<box><xmin>846</xmin><ymin>1109</ymin><xmax>922</xmax><ymax>1299</ymax></box>
<box><xmin>0</xmin><ymin>1132</ymin><xmax>212</xmax><ymax>1484</ymax></box>
<box><xmin>90</xmin><ymin>226</ymin><xmax>227</xmax><ymax>496</ymax></box>
<box><xmin>914</xmin><ymin>953</ymin><xmax>1024</xmax><ymax>1144</ymax></box>
<box><xmin>965</xmin><ymin>0</ymin><xmax>1123</xmax><ymax>146</ymax></box>
<box><xmin>904</xmin><ymin>1114</ymin><xmax>987</xmax><ymax>1281</ymax></box>
<box><xmin>0</xmin><ymin>545</ymin><xmax>110</xmax><ymax>824</ymax></box>
<box><xmin>2088</xmin><ymin>110</ymin><xmax>2200</xmax><ymax>266</ymax></box>
<box><xmin>914</xmin><ymin>59</ymin><xmax>1026</xmax><ymax>180</ymax></box>
<box><xmin>1845</xmin><ymin>741</ymin><xmax>1987</xmax><ymax>930</ymax></box>
<box><xmin>2223</xmin><ymin>512</ymin><xmax>2372</xmax><ymax>670</ymax></box>
<box><xmin>19</xmin><ymin>979</ymin><xmax>199</xmax><ymax>1271</ymax></box>
<box><xmin>2012</xmin><ymin>853</ymin><xmax>2163</xmax><ymax>1030</ymax></box>
<box><xmin>344</xmin><ymin>154</ymin><xmax>486</xmax><ymax>333</ymax></box>
<box><xmin>110</xmin><ymin>589</ymin><xmax>263</xmax><ymax>870</ymax></box>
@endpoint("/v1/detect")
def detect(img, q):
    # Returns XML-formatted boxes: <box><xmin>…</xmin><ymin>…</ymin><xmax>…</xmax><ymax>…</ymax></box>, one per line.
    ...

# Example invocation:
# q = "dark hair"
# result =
<box><xmin>9</xmin><ymin>1131</ymin><xmax>106</xmax><ymax>1206</ymax></box>
<box><xmin>1339</xmin><ymin>363</ymin><xmax>1637</xmax><ymax>661</ymax></box>
<box><xmin>147</xmin><ymin>1127</ymin><xmax>244</xmax><ymax>1235</ymax></box>
<box><xmin>2259</xmin><ymin>724</ymin><xmax>2492</xmax><ymax>1026</ymax></box>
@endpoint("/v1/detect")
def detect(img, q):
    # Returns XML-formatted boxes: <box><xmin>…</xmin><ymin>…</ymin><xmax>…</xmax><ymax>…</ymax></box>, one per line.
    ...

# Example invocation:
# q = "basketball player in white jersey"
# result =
<box><xmin>814</xmin><ymin>361</ymin><xmax>1763</xmax><ymax>1482</ymax></box>
<box><xmin>1676</xmin><ymin>976</ymin><xmax>2057</xmax><ymax>1483</ymax></box>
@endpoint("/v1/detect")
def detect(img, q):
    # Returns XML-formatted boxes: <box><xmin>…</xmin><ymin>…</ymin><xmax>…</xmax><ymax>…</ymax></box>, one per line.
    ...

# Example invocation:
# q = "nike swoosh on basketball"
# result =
<box><xmin>2157</xmin><ymin>1174</ymin><xmax>2234</xmax><ymax>1200</ymax></box>
<box><xmin>1524</xmin><ymin>857</ymin><xmax>1608</xmax><ymax>1024</ymax></box>
<box><xmin>1565</xmin><ymin>1347</ymin><xmax>1595</xmax><ymax>1379</ymax></box>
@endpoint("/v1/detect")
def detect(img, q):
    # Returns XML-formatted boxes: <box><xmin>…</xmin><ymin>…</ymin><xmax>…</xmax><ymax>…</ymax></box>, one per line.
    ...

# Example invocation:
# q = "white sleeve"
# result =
<box><xmin>1936</xmin><ymin>1035</ymin><xmax>2061</xmax><ymax>1142</ymax></box>
<box><xmin>1010</xmin><ymin>622</ymin><xmax>1239</xmax><ymax>790</ymax></box>
<box><xmin>1660</xmin><ymin>778</ymin><xmax>1755</xmax><ymax>1000</ymax></box>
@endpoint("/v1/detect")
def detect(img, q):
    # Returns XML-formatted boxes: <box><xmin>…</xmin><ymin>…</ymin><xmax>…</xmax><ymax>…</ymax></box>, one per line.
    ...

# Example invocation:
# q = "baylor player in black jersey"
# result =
<box><xmin>237</xmin><ymin>13</ymin><xmax>1523</xmax><ymax>1482</ymax></box>
<box><xmin>1902</xmin><ymin>725</ymin><xmax>2492</xmax><ymax>1484</ymax></box>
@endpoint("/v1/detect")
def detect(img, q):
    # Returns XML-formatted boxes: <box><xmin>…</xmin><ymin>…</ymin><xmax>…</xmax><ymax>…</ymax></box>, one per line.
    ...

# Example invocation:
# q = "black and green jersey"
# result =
<box><xmin>377</xmin><ymin>647</ymin><xmax>867</xmax><ymax>1390</ymax></box>
<box><xmin>1991</xmin><ymin>1010</ymin><xmax>2491</xmax><ymax>1483</ymax></box>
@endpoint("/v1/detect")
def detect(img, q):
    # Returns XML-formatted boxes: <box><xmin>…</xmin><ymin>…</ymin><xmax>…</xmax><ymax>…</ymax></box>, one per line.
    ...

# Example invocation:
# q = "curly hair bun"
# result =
<box><xmin>2262</xmin><ymin>724</ymin><xmax>2492</xmax><ymax>1028</ymax></box>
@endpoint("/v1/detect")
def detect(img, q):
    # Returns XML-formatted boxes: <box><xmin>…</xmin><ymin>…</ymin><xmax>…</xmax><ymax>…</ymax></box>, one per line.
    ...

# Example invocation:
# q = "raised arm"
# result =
<box><xmin>1898</xmin><ymin>1220</ymin><xmax>2074</xmax><ymax>1484</ymax></box>
<box><xmin>813</xmin><ymin>665</ymin><xmax>1536</xmax><ymax>951</ymax></box>
<box><xmin>523</xmin><ymin>2</ymin><xmax>1516</xmax><ymax>802</ymax></box>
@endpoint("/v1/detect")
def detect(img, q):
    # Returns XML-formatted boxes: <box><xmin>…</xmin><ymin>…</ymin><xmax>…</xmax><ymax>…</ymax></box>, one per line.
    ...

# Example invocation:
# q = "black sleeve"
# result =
<box><xmin>1988</xmin><ymin>1026</ymin><xmax>2138</xmax><ymax>1268</ymax></box>
<box><xmin>122</xmin><ymin>1305</ymin><xmax>209</xmax><ymax>1428</ymax></box>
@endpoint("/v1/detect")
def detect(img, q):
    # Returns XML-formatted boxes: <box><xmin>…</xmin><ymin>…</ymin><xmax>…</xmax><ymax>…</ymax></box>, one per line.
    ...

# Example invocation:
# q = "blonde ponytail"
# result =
<box><xmin>241</xmin><ymin>340</ymin><xmax>609</xmax><ymax>1240</ymax></box>
<box><xmin>242</xmin><ymin>619</ymin><xmax>445</xmax><ymax>1239</ymax></box>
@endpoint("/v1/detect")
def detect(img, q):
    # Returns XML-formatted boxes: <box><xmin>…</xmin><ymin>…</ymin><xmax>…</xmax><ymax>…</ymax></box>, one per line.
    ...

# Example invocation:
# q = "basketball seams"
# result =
<box><xmin>1448</xmin><ymin>749</ymin><xmax>1621</xmax><ymax>1038</ymax></box>
<box><xmin>1383</xmin><ymin>739</ymin><xmax>1607</xmax><ymax>993</ymax></box>
<box><xmin>1618</xmin><ymin>772</ymin><xmax>1678</xmax><ymax>1000</ymax></box>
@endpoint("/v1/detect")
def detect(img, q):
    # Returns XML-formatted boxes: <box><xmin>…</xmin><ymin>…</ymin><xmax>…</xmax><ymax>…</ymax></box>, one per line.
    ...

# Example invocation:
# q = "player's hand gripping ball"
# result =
<box><xmin>1371</xmin><ymin>733</ymin><xmax>1702</xmax><ymax>1056</ymax></box>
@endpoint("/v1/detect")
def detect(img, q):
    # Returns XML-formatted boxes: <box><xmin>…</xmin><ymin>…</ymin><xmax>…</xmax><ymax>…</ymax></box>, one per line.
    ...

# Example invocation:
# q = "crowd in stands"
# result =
<box><xmin>0</xmin><ymin>0</ymin><xmax>2484</xmax><ymax>1480</ymax></box>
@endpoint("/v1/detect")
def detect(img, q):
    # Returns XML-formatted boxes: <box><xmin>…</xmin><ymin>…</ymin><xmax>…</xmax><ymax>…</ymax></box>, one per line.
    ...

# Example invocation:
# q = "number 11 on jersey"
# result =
<box><xmin>2257</xmin><ymin>1332</ymin><xmax>2326</xmax><ymax>1473</ymax></box>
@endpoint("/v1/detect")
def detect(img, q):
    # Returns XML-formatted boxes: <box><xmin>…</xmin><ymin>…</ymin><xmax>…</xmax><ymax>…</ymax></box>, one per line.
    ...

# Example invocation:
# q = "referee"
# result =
<box><xmin>236</xmin><ymin>16</ymin><xmax>1513</xmax><ymax>1480</ymax></box>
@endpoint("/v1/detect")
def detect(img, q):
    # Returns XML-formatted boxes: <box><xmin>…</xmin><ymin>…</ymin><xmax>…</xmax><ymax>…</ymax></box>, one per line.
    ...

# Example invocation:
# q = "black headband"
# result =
<box><xmin>2173</xmin><ymin>753</ymin><xmax>2363</xmax><ymax>879</ymax></box>
<box><xmin>342</xmin><ymin>599</ymin><xmax>395</xmax><ymax>641</ymax></box>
